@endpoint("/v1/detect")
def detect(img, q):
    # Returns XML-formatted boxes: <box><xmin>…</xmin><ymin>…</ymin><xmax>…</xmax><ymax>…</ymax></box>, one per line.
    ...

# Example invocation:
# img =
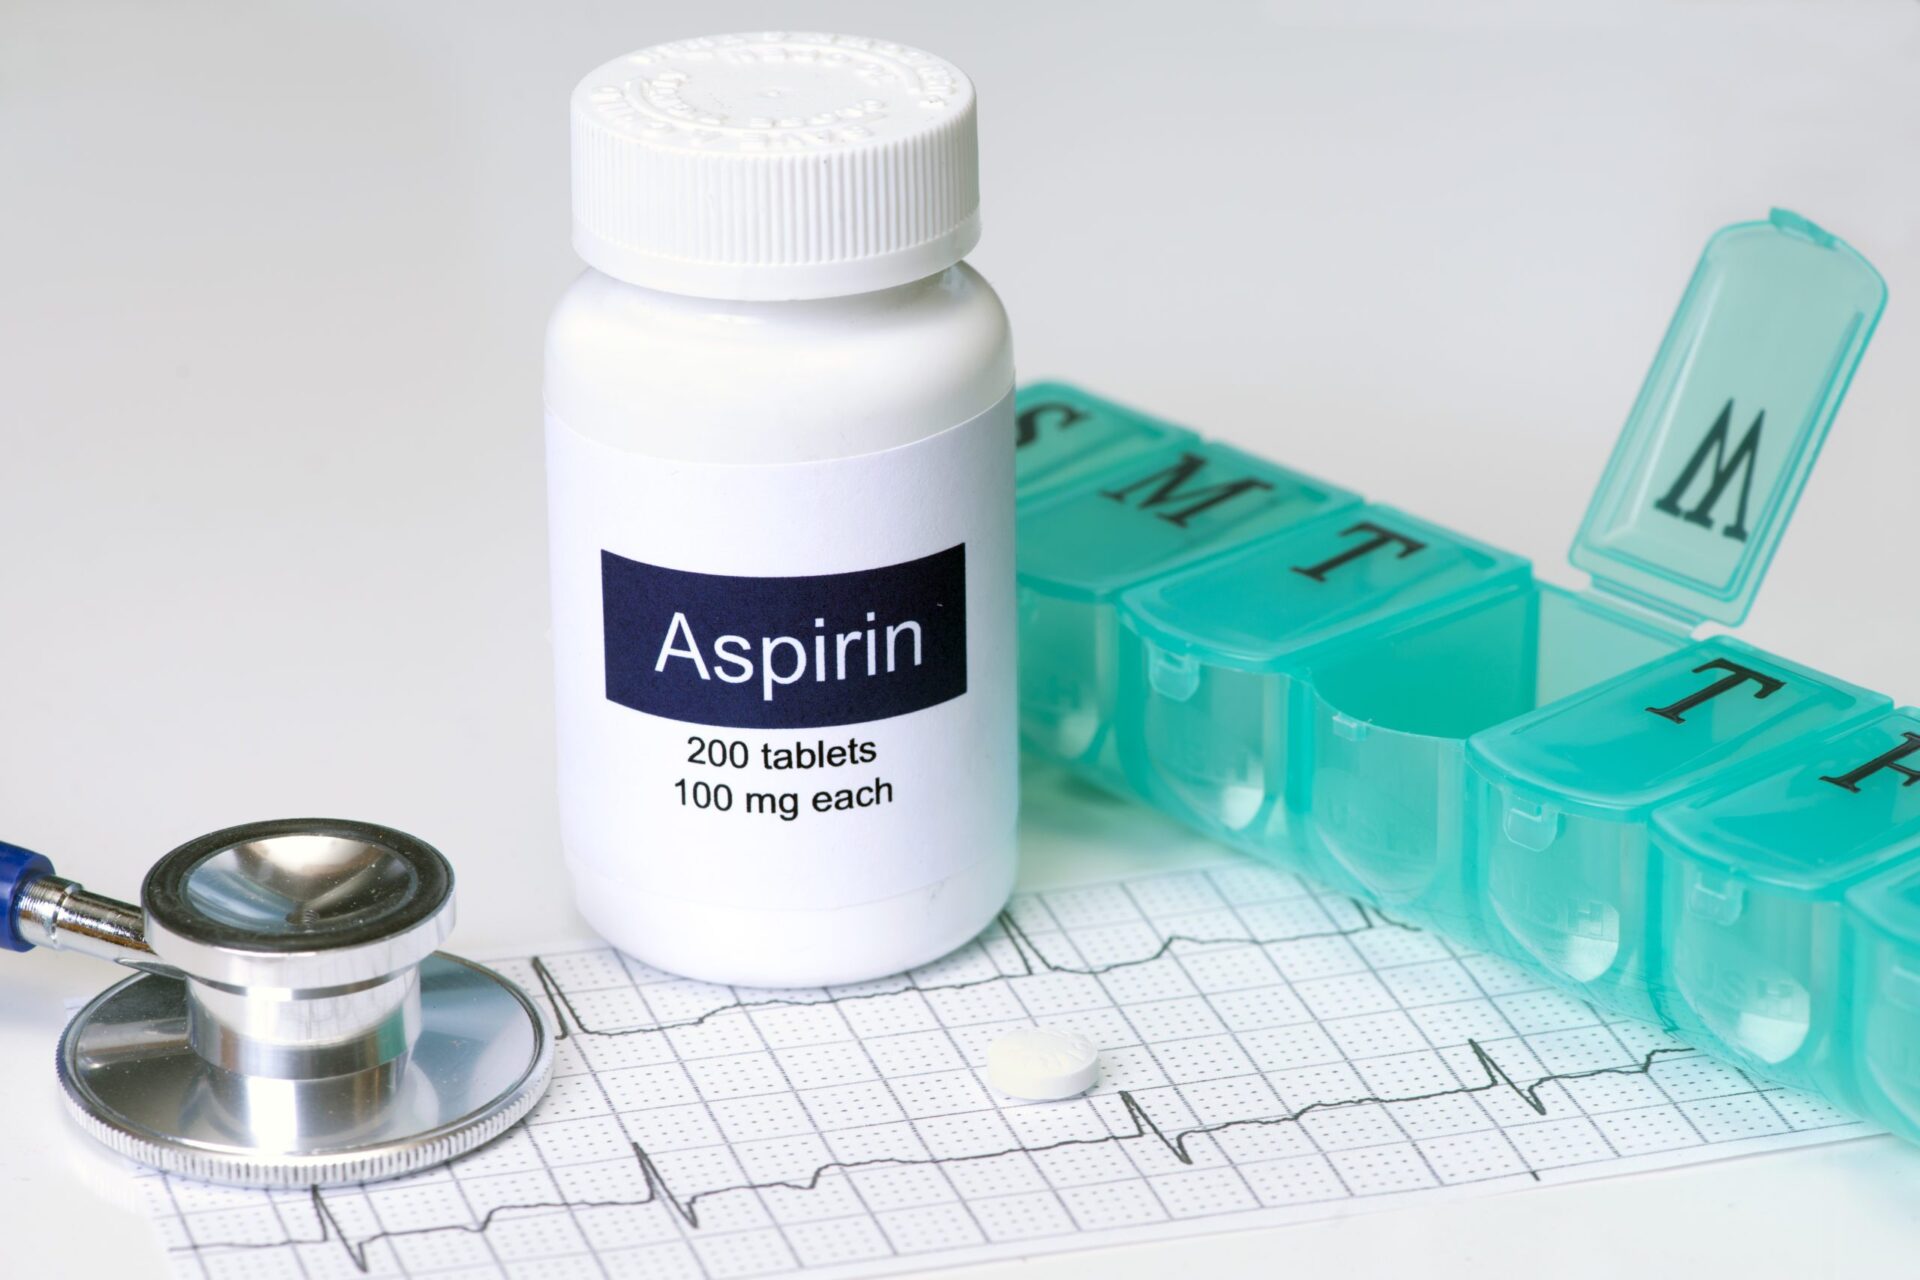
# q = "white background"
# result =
<box><xmin>3</xmin><ymin>1</ymin><xmax>1918</xmax><ymax>1275</ymax></box>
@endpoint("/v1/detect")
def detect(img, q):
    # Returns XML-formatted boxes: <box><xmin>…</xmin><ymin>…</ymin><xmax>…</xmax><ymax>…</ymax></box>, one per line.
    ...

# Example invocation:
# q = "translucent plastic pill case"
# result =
<box><xmin>1013</xmin><ymin>210</ymin><xmax>1920</xmax><ymax>1143</ymax></box>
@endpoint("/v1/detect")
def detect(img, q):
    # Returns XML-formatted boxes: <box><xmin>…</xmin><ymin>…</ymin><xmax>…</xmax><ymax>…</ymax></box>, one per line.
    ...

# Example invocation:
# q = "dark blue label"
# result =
<box><xmin>602</xmin><ymin>545</ymin><xmax>969</xmax><ymax>729</ymax></box>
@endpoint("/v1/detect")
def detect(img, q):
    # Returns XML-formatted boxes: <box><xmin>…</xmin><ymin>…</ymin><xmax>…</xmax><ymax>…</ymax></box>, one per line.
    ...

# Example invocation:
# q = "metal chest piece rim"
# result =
<box><xmin>53</xmin><ymin>818</ymin><xmax>554</xmax><ymax>1187</ymax></box>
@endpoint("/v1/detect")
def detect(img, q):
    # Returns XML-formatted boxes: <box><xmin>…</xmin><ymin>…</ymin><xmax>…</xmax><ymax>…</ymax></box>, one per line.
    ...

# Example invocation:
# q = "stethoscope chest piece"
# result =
<box><xmin>13</xmin><ymin>819</ymin><xmax>552</xmax><ymax>1187</ymax></box>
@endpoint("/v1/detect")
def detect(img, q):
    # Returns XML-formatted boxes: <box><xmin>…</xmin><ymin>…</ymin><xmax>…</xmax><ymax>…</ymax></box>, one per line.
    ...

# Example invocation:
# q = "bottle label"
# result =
<box><xmin>601</xmin><ymin>544</ymin><xmax>970</xmax><ymax>729</ymax></box>
<box><xmin>546</xmin><ymin>392</ymin><xmax>1017</xmax><ymax>911</ymax></box>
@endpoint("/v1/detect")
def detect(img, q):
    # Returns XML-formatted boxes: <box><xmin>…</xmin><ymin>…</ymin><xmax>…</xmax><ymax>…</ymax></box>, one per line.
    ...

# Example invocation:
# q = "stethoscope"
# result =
<box><xmin>1</xmin><ymin>818</ymin><xmax>553</xmax><ymax>1187</ymax></box>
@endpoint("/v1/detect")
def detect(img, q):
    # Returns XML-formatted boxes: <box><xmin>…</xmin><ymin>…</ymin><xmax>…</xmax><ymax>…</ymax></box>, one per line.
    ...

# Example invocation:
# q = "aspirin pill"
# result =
<box><xmin>986</xmin><ymin>1027</ymin><xmax>1100</xmax><ymax>1100</ymax></box>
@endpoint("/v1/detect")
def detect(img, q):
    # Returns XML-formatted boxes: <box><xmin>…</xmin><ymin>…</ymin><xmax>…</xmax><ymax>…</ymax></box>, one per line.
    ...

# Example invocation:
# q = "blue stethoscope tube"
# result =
<box><xmin>1</xmin><ymin>841</ymin><xmax>55</xmax><ymax>952</ymax></box>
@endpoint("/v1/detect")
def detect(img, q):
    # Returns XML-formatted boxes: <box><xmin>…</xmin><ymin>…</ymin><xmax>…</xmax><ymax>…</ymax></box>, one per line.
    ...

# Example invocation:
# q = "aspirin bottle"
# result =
<box><xmin>546</xmin><ymin>34</ymin><xmax>1016</xmax><ymax>987</ymax></box>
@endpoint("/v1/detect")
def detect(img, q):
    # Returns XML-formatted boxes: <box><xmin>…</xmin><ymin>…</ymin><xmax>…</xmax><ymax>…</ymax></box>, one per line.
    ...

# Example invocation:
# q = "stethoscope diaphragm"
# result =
<box><xmin>5</xmin><ymin>819</ymin><xmax>552</xmax><ymax>1186</ymax></box>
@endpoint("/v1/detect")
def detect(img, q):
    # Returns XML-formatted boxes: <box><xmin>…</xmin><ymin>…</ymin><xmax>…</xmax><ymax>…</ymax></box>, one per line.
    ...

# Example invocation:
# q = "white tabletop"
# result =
<box><xmin>4</xmin><ymin>1</ymin><xmax>1919</xmax><ymax>1274</ymax></box>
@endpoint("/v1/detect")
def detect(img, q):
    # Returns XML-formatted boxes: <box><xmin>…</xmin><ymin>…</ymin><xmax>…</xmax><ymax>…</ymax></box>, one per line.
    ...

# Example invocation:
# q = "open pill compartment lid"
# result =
<box><xmin>1571</xmin><ymin>209</ymin><xmax>1887</xmax><ymax>628</ymax></box>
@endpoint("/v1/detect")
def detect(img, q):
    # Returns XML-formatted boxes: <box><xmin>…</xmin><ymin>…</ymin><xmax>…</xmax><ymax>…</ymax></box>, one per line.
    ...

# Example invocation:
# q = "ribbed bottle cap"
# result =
<box><xmin>570</xmin><ymin>33</ymin><xmax>981</xmax><ymax>301</ymax></box>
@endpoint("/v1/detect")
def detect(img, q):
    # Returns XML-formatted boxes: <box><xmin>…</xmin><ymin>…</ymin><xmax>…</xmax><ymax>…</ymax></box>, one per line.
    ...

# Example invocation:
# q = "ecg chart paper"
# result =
<box><xmin>136</xmin><ymin>863</ymin><xmax>1871</xmax><ymax>1280</ymax></box>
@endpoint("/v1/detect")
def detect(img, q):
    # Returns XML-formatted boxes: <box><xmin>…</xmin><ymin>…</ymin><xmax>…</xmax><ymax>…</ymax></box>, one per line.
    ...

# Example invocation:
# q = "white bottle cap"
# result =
<box><xmin>986</xmin><ymin>1027</ymin><xmax>1101</xmax><ymax>1101</ymax></box>
<box><xmin>570</xmin><ymin>33</ymin><xmax>981</xmax><ymax>301</ymax></box>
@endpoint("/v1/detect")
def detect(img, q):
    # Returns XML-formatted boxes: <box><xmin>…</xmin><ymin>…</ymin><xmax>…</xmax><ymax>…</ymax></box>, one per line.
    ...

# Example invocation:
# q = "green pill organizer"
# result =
<box><xmin>1014</xmin><ymin>209</ymin><xmax>1920</xmax><ymax>1140</ymax></box>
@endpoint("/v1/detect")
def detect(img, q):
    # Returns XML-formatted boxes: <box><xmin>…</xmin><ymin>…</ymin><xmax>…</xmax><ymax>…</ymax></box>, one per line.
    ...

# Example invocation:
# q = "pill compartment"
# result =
<box><xmin>1452</xmin><ymin>209</ymin><xmax>1887</xmax><ymax>1010</ymax></box>
<box><xmin>1847</xmin><ymin>847</ymin><xmax>1920</xmax><ymax>1143</ymax></box>
<box><xmin>1108</xmin><ymin>506</ymin><xmax>1528</xmax><ymax>875</ymax></box>
<box><xmin>1302</xmin><ymin>584</ymin><xmax>1681</xmax><ymax>939</ymax></box>
<box><xmin>1016</xmin><ymin>432</ymin><xmax>1358</xmax><ymax>785</ymax></box>
<box><xmin>1014</xmin><ymin>383</ymin><xmax>1195</xmax><ymax>500</ymax></box>
<box><xmin>1651</xmin><ymin>711</ymin><xmax>1920</xmax><ymax>1099</ymax></box>
<box><xmin>1469</xmin><ymin>640</ymin><xmax>1887</xmax><ymax>1019</ymax></box>
<box><xmin>1002</xmin><ymin>210</ymin><xmax>1891</xmax><ymax>1130</ymax></box>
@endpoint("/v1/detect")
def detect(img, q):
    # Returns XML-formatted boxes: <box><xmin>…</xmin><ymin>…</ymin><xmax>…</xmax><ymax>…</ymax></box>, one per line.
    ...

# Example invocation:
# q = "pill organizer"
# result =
<box><xmin>1013</xmin><ymin>209</ymin><xmax>1920</xmax><ymax>1140</ymax></box>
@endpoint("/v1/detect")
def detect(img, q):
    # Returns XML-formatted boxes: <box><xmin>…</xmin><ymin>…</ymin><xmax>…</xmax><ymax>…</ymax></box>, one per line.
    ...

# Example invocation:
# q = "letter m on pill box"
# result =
<box><xmin>601</xmin><ymin>547</ymin><xmax>968</xmax><ymax>729</ymax></box>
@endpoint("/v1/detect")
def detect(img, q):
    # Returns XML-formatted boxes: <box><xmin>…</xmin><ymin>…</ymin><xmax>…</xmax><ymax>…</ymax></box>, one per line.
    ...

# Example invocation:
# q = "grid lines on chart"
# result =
<box><xmin>139</xmin><ymin>862</ymin><xmax>1868</xmax><ymax>1280</ymax></box>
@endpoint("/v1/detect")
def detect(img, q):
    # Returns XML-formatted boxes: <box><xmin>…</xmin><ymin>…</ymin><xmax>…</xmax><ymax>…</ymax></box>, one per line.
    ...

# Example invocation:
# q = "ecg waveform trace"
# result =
<box><xmin>177</xmin><ymin>1041</ymin><xmax>1693</xmax><ymax>1276</ymax></box>
<box><xmin>525</xmin><ymin>899</ymin><xmax>1416</xmax><ymax>1040</ymax></box>
<box><xmin>140</xmin><ymin>864</ymin><xmax>1871</xmax><ymax>1280</ymax></box>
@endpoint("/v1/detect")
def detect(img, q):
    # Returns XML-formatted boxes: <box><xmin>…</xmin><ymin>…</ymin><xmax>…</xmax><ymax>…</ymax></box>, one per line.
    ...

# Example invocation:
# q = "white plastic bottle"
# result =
<box><xmin>545</xmin><ymin>34</ymin><xmax>1016</xmax><ymax>987</ymax></box>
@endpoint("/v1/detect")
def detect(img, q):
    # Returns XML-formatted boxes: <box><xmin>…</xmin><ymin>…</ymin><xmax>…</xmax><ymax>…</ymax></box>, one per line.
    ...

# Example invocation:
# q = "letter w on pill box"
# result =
<box><xmin>1011</xmin><ymin>210</ymin><xmax>1920</xmax><ymax>1143</ymax></box>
